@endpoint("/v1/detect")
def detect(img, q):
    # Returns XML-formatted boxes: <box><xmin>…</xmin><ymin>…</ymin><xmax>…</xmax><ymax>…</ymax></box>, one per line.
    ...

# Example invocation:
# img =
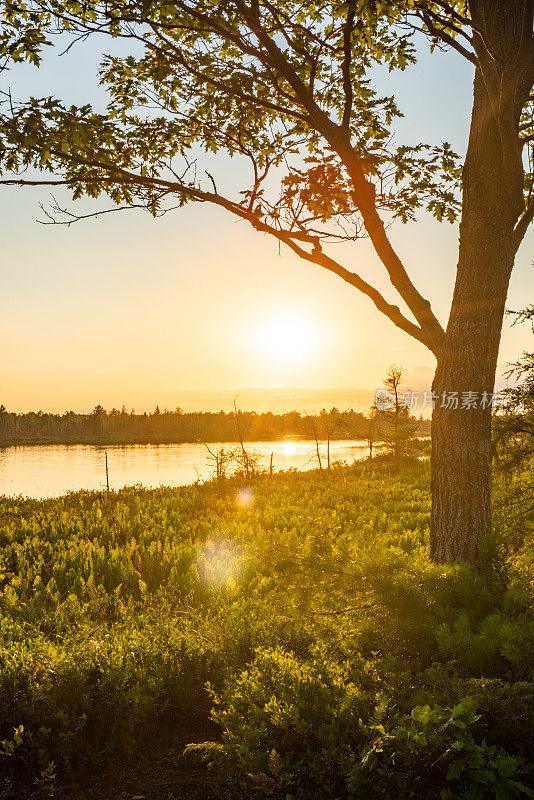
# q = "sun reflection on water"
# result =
<box><xmin>282</xmin><ymin>441</ymin><xmax>297</xmax><ymax>457</ymax></box>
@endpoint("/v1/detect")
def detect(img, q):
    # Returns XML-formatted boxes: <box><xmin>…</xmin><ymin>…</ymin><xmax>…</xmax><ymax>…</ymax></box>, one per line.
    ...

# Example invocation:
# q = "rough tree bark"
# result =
<box><xmin>430</xmin><ymin>1</ymin><xmax>533</xmax><ymax>562</ymax></box>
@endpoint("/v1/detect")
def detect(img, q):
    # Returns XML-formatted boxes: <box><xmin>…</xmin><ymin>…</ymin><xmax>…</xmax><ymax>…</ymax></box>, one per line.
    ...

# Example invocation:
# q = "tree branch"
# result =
<box><xmin>0</xmin><ymin>179</ymin><xmax>60</xmax><ymax>187</ymax></box>
<box><xmin>417</xmin><ymin>9</ymin><xmax>478</xmax><ymax>65</ymax></box>
<box><xmin>0</xmin><ymin>159</ymin><xmax>434</xmax><ymax>350</ymax></box>
<box><xmin>2</xmin><ymin>1</ymin><xmax>447</xmax><ymax>353</ymax></box>
<box><xmin>513</xmin><ymin>197</ymin><xmax>534</xmax><ymax>251</ymax></box>
<box><xmin>141</xmin><ymin>25</ymin><xmax>308</xmax><ymax>123</ymax></box>
<box><xmin>231</xmin><ymin>0</ymin><xmax>446</xmax><ymax>351</ymax></box>
<box><xmin>280</xmin><ymin>239</ymin><xmax>434</xmax><ymax>350</ymax></box>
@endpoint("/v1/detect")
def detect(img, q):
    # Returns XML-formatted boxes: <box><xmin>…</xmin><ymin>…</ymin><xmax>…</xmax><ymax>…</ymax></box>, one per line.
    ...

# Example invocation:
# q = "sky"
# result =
<box><xmin>0</xmin><ymin>30</ymin><xmax>533</xmax><ymax>415</ymax></box>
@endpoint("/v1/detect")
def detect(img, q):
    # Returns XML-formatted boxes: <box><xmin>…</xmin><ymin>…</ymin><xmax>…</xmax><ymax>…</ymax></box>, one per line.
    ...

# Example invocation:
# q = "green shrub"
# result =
<box><xmin>351</xmin><ymin>699</ymin><xmax>533</xmax><ymax>800</ymax></box>
<box><xmin>197</xmin><ymin>645</ymin><xmax>385</xmax><ymax>799</ymax></box>
<box><xmin>0</xmin><ymin>463</ymin><xmax>532</xmax><ymax>797</ymax></box>
<box><xmin>435</xmin><ymin>612</ymin><xmax>534</xmax><ymax>680</ymax></box>
<box><xmin>457</xmin><ymin>679</ymin><xmax>534</xmax><ymax>764</ymax></box>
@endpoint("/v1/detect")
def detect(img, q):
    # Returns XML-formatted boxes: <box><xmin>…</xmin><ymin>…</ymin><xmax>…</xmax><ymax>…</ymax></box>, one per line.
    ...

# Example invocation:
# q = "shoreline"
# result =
<box><xmin>0</xmin><ymin>435</ymin><xmax>381</xmax><ymax>448</ymax></box>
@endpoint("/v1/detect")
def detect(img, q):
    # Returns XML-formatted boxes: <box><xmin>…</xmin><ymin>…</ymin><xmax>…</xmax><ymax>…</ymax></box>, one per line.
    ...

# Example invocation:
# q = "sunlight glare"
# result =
<box><xmin>282</xmin><ymin>441</ymin><xmax>298</xmax><ymax>456</ymax></box>
<box><xmin>257</xmin><ymin>311</ymin><xmax>319</xmax><ymax>363</ymax></box>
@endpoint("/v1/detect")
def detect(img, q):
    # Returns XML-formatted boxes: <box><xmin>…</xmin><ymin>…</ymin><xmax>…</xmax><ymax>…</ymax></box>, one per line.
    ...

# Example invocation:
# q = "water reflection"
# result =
<box><xmin>0</xmin><ymin>440</ymin><xmax>369</xmax><ymax>499</ymax></box>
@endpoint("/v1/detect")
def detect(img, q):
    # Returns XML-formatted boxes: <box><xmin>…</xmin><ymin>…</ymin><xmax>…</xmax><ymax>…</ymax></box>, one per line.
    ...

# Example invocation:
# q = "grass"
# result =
<box><xmin>0</xmin><ymin>460</ymin><xmax>532</xmax><ymax>798</ymax></box>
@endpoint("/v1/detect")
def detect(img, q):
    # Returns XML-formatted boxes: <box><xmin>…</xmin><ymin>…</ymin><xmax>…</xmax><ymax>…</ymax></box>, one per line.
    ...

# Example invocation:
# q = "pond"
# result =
<box><xmin>0</xmin><ymin>439</ymin><xmax>370</xmax><ymax>499</ymax></box>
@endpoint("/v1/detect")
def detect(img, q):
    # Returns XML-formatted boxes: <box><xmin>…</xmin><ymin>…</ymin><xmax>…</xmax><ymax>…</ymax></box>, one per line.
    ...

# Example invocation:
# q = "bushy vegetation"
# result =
<box><xmin>0</xmin><ymin>461</ymin><xmax>532</xmax><ymax>798</ymax></box>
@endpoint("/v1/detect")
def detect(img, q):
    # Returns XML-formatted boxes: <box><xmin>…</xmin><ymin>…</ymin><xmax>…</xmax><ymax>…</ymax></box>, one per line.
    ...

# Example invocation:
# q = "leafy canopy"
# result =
<box><xmin>0</xmin><ymin>2</ymin><xmax>532</xmax><ymax>352</ymax></box>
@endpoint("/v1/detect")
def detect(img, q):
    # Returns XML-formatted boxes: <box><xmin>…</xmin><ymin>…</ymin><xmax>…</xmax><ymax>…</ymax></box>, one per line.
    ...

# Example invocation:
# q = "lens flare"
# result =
<box><xmin>236</xmin><ymin>486</ymin><xmax>254</xmax><ymax>509</ymax></box>
<box><xmin>197</xmin><ymin>538</ymin><xmax>243</xmax><ymax>588</ymax></box>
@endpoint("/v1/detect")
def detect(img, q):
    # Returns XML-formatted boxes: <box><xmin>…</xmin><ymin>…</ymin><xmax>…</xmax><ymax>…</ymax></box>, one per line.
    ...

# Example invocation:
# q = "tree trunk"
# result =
<box><xmin>430</xmin><ymin>54</ymin><xmax>527</xmax><ymax>563</ymax></box>
<box><xmin>431</xmin><ymin>310</ymin><xmax>508</xmax><ymax>564</ymax></box>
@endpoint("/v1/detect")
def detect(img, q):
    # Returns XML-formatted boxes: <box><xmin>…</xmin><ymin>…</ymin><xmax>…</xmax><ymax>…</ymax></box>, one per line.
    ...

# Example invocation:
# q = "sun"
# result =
<box><xmin>257</xmin><ymin>311</ymin><xmax>318</xmax><ymax>363</ymax></box>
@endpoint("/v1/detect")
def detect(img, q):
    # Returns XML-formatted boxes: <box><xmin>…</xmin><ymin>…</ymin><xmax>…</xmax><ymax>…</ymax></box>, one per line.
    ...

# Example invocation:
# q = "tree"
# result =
<box><xmin>319</xmin><ymin>407</ymin><xmax>346</xmax><ymax>470</ymax></box>
<box><xmin>365</xmin><ymin>403</ymin><xmax>379</xmax><ymax>460</ymax></box>
<box><xmin>310</xmin><ymin>416</ymin><xmax>325</xmax><ymax>473</ymax></box>
<box><xmin>489</xmin><ymin>307</ymin><xmax>534</xmax><ymax>523</ymax></box>
<box><xmin>383</xmin><ymin>365</ymin><xmax>403</xmax><ymax>466</ymax></box>
<box><xmin>493</xmin><ymin>307</ymin><xmax>534</xmax><ymax>470</ymax></box>
<box><xmin>378</xmin><ymin>365</ymin><xmax>421</xmax><ymax>465</ymax></box>
<box><xmin>202</xmin><ymin>442</ymin><xmax>234</xmax><ymax>479</ymax></box>
<box><xmin>0</xmin><ymin>1</ymin><xmax>533</xmax><ymax>563</ymax></box>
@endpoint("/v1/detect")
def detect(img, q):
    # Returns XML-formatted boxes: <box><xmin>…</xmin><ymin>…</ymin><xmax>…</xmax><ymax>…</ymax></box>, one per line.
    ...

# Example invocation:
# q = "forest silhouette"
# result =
<box><xmin>0</xmin><ymin>404</ymin><xmax>430</xmax><ymax>445</ymax></box>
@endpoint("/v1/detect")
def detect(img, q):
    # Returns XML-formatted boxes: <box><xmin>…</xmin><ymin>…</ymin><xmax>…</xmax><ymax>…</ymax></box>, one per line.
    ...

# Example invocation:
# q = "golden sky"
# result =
<box><xmin>0</xmin><ymin>42</ymin><xmax>533</xmax><ymax>415</ymax></box>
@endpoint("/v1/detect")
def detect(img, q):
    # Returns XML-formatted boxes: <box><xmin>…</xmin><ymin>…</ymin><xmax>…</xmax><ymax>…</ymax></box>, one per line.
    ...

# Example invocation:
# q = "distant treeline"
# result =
<box><xmin>0</xmin><ymin>405</ymin><xmax>430</xmax><ymax>445</ymax></box>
